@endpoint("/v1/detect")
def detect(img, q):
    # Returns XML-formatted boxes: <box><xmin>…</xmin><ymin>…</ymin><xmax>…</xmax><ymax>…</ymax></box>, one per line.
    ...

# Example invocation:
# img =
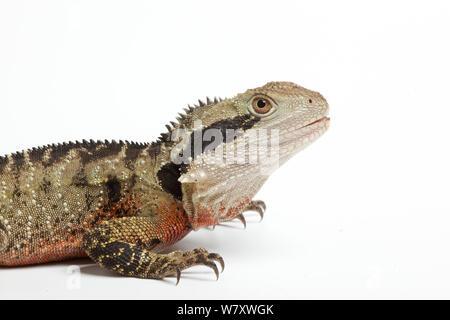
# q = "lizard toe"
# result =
<box><xmin>245</xmin><ymin>200</ymin><xmax>266</xmax><ymax>221</ymax></box>
<box><xmin>164</xmin><ymin>248</ymin><xmax>225</xmax><ymax>283</ymax></box>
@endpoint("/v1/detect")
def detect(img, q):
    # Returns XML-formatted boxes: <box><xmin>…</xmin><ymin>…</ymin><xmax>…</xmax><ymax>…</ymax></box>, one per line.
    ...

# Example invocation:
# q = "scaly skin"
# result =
<box><xmin>0</xmin><ymin>82</ymin><xmax>329</xmax><ymax>283</ymax></box>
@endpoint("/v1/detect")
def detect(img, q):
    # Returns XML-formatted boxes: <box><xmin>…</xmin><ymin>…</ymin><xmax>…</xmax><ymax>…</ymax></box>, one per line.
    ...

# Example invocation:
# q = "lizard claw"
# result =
<box><xmin>245</xmin><ymin>200</ymin><xmax>266</xmax><ymax>221</ymax></box>
<box><xmin>175</xmin><ymin>267</ymin><xmax>181</xmax><ymax>285</ymax></box>
<box><xmin>204</xmin><ymin>261</ymin><xmax>220</xmax><ymax>280</ymax></box>
<box><xmin>207</xmin><ymin>253</ymin><xmax>225</xmax><ymax>272</ymax></box>
<box><xmin>235</xmin><ymin>214</ymin><xmax>247</xmax><ymax>229</ymax></box>
<box><xmin>216</xmin><ymin>201</ymin><xmax>265</xmax><ymax>230</ymax></box>
<box><xmin>167</xmin><ymin>248</ymin><xmax>225</xmax><ymax>284</ymax></box>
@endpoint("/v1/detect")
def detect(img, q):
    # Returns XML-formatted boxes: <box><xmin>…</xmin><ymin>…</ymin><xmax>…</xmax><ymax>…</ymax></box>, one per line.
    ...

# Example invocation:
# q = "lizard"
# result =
<box><xmin>0</xmin><ymin>81</ymin><xmax>330</xmax><ymax>284</ymax></box>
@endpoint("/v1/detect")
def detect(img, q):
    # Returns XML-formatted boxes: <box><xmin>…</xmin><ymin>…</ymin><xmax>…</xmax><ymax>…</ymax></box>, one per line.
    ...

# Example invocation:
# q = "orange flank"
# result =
<box><xmin>0</xmin><ymin>230</ymin><xmax>86</xmax><ymax>266</ymax></box>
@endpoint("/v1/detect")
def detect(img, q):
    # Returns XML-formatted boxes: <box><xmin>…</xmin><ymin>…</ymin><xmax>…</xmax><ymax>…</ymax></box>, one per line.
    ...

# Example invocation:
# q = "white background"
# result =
<box><xmin>0</xmin><ymin>0</ymin><xmax>450</xmax><ymax>299</ymax></box>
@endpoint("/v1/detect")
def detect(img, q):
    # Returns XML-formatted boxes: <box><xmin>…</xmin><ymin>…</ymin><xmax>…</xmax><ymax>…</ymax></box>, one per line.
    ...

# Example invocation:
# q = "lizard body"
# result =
<box><xmin>0</xmin><ymin>82</ymin><xmax>329</xmax><ymax>282</ymax></box>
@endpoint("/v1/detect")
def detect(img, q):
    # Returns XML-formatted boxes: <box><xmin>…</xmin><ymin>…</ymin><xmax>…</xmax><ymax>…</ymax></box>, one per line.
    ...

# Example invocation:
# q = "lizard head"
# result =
<box><xmin>155</xmin><ymin>81</ymin><xmax>330</xmax><ymax>229</ymax></box>
<box><xmin>230</xmin><ymin>81</ymin><xmax>330</xmax><ymax>165</ymax></box>
<box><xmin>161</xmin><ymin>81</ymin><xmax>329</xmax><ymax>167</ymax></box>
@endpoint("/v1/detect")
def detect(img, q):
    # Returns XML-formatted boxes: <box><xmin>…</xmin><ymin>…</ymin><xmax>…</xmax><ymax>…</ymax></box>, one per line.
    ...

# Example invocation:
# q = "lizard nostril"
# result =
<box><xmin>308</xmin><ymin>99</ymin><xmax>313</xmax><ymax>104</ymax></box>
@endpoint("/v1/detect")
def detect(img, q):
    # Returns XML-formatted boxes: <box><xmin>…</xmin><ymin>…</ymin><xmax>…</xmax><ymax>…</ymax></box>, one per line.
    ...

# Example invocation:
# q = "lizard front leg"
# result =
<box><xmin>82</xmin><ymin>213</ymin><xmax>223</xmax><ymax>284</ymax></box>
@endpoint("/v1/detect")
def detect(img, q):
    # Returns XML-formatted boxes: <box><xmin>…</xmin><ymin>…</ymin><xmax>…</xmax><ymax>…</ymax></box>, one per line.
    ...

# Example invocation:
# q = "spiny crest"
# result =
<box><xmin>154</xmin><ymin>96</ymin><xmax>225</xmax><ymax>145</ymax></box>
<box><xmin>0</xmin><ymin>140</ymin><xmax>149</xmax><ymax>164</ymax></box>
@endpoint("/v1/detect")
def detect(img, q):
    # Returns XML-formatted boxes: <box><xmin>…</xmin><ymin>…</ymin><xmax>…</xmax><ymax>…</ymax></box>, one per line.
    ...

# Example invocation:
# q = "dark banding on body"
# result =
<box><xmin>45</xmin><ymin>143</ymin><xmax>77</xmax><ymax>167</ymax></box>
<box><xmin>0</xmin><ymin>156</ymin><xmax>8</xmax><ymax>174</ymax></box>
<box><xmin>124</xmin><ymin>142</ymin><xmax>149</xmax><ymax>162</ymax></box>
<box><xmin>157</xmin><ymin>162</ymin><xmax>187</xmax><ymax>201</ymax></box>
<box><xmin>78</xmin><ymin>140</ymin><xmax>123</xmax><ymax>166</ymax></box>
<box><xmin>0</xmin><ymin>141</ymin><xmax>150</xmax><ymax>175</ymax></box>
<box><xmin>106</xmin><ymin>175</ymin><xmax>122</xmax><ymax>205</ymax></box>
<box><xmin>11</xmin><ymin>152</ymin><xmax>25</xmax><ymax>169</ymax></box>
<box><xmin>28</xmin><ymin>147</ymin><xmax>44</xmax><ymax>164</ymax></box>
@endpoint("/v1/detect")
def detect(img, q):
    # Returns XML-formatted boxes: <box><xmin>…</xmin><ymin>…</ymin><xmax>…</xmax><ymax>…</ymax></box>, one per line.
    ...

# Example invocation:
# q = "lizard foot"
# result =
<box><xmin>214</xmin><ymin>200</ymin><xmax>266</xmax><ymax>230</ymax></box>
<box><xmin>82</xmin><ymin>215</ymin><xmax>224</xmax><ymax>283</ymax></box>
<box><xmin>244</xmin><ymin>200</ymin><xmax>266</xmax><ymax>221</ymax></box>
<box><xmin>163</xmin><ymin>248</ymin><xmax>225</xmax><ymax>285</ymax></box>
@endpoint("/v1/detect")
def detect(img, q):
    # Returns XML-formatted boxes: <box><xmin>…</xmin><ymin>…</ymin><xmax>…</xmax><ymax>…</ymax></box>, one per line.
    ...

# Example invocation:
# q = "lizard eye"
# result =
<box><xmin>252</xmin><ymin>98</ymin><xmax>273</xmax><ymax>115</ymax></box>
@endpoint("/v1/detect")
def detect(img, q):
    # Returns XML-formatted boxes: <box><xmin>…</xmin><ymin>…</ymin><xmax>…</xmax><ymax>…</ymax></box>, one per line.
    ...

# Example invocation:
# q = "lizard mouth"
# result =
<box><xmin>278</xmin><ymin>115</ymin><xmax>330</xmax><ymax>153</ymax></box>
<box><xmin>302</xmin><ymin>116</ymin><xmax>330</xmax><ymax>128</ymax></box>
